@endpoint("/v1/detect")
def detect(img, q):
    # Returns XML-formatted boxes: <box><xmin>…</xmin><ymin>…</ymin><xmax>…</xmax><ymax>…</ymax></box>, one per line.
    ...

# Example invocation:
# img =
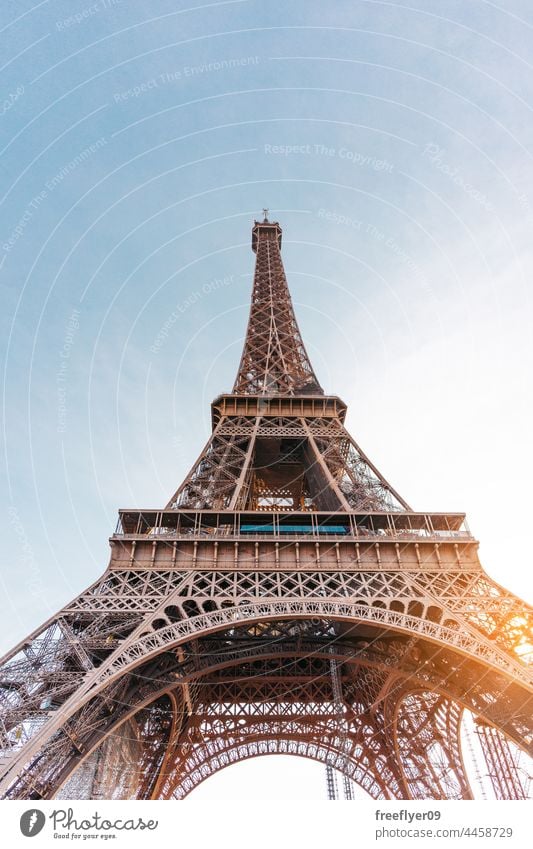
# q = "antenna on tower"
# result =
<box><xmin>262</xmin><ymin>207</ymin><xmax>269</xmax><ymax>222</ymax></box>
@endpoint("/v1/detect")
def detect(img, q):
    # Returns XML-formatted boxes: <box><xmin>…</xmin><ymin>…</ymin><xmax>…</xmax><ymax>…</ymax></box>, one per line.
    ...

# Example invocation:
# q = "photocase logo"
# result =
<box><xmin>17</xmin><ymin>807</ymin><xmax>159</xmax><ymax>838</ymax></box>
<box><xmin>20</xmin><ymin>809</ymin><xmax>46</xmax><ymax>837</ymax></box>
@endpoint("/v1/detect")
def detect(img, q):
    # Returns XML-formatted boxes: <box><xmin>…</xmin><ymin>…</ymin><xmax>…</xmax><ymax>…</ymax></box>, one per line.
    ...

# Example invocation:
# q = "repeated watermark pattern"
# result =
<box><xmin>114</xmin><ymin>57</ymin><xmax>261</xmax><ymax>102</ymax></box>
<box><xmin>1</xmin><ymin>85</ymin><xmax>24</xmax><ymax>117</ymax></box>
<box><xmin>317</xmin><ymin>208</ymin><xmax>429</xmax><ymax>289</ymax></box>
<box><xmin>2</xmin><ymin>190</ymin><xmax>47</xmax><ymax>255</ymax></box>
<box><xmin>55</xmin><ymin>0</ymin><xmax>124</xmax><ymax>31</ymax></box>
<box><xmin>317</xmin><ymin>207</ymin><xmax>365</xmax><ymax>230</ymax></box>
<box><xmin>264</xmin><ymin>143</ymin><xmax>394</xmax><ymax>172</ymax></box>
<box><xmin>8</xmin><ymin>506</ymin><xmax>46</xmax><ymax>605</ymax></box>
<box><xmin>45</xmin><ymin>137</ymin><xmax>108</xmax><ymax>192</ymax></box>
<box><xmin>57</xmin><ymin>309</ymin><xmax>82</xmax><ymax>434</ymax></box>
<box><xmin>517</xmin><ymin>192</ymin><xmax>532</xmax><ymax>217</ymax></box>
<box><xmin>422</xmin><ymin>143</ymin><xmax>495</xmax><ymax>212</ymax></box>
<box><xmin>2</xmin><ymin>138</ymin><xmax>108</xmax><ymax>255</ymax></box>
<box><xmin>150</xmin><ymin>274</ymin><xmax>234</xmax><ymax>354</ymax></box>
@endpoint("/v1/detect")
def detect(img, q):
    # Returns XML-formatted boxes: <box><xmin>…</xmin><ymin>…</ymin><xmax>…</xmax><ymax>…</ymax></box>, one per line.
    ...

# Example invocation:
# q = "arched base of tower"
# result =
<box><xmin>48</xmin><ymin>617</ymin><xmax>529</xmax><ymax>802</ymax></box>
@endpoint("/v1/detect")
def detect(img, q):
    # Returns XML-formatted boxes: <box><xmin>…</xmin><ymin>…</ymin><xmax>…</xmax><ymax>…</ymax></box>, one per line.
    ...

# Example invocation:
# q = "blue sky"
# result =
<box><xmin>1</xmin><ymin>0</ymin><xmax>533</xmax><ymax>798</ymax></box>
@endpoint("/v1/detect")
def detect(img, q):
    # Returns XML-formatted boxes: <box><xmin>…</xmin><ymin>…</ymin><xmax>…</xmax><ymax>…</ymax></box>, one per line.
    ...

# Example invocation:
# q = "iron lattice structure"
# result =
<box><xmin>1</xmin><ymin>216</ymin><xmax>532</xmax><ymax>801</ymax></box>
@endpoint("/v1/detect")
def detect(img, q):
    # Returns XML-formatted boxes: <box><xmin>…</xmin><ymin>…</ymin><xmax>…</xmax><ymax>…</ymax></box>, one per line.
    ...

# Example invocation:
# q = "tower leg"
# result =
<box><xmin>475</xmin><ymin>722</ymin><xmax>530</xmax><ymax>799</ymax></box>
<box><xmin>392</xmin><ymin>691</ymin><xmax>473</xmax><ymax>799</ymax></box>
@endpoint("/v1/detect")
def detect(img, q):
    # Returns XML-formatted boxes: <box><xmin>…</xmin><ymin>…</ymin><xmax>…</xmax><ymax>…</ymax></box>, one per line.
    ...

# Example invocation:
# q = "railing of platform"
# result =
<box><xmin>113</xmin><ymin>512</ymin><xmax>473</xmax><ymax>543</ymax></box>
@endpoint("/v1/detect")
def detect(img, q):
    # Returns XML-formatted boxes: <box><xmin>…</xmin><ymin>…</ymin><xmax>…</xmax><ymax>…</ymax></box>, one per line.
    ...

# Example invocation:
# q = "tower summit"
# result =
<box><xmin>0</xmin><ymin>217</ymin><xmax>531</xmax><ymax>801</ymax></box>
<box><xmin>234</xmin><ymin>216</ymin><xmax>322</xmax><ymax>396</ymax></box>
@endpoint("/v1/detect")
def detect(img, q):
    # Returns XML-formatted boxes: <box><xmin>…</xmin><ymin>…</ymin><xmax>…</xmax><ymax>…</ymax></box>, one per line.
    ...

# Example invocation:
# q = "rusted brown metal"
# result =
<box><xmin>0</xmin><ymin>216</ymin><xmax>531</xmax><ymax>800</ymax></box>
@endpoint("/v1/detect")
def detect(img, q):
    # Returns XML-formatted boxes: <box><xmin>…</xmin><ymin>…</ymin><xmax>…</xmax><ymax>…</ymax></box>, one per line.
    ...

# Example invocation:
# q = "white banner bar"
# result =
<box><xmin>1</xmin><ymin>800</ymin><xmax>531</xmax><ymax>848</ymax></box>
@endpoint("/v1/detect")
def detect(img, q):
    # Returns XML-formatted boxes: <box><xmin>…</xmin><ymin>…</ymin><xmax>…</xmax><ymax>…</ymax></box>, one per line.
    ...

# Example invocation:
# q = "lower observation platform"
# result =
<box><xmin>114</xmin><ymin>510</ymin><xmax>472</xmax><ymax>543</ymax></box>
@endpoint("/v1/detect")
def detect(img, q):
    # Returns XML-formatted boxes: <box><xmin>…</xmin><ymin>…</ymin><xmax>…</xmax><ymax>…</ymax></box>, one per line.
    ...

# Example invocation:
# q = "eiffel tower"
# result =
<box><xmin>1</xmin><ymin>214</ymin><xmax>532</xmax><ymax>801</ymax></box>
